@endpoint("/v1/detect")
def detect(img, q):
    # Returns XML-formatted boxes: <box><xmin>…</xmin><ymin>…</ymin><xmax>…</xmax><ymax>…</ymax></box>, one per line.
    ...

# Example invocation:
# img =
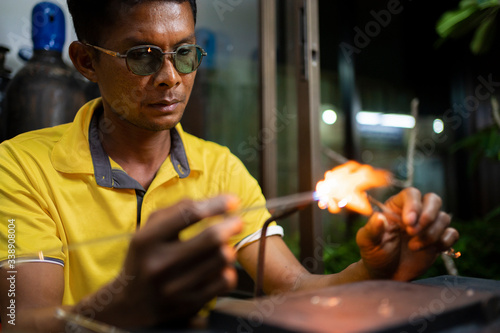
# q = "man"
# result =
<box><xmin>0</xmin><ymin>0</ymin><xmax>458</xmax><ymax>331</ymax></box>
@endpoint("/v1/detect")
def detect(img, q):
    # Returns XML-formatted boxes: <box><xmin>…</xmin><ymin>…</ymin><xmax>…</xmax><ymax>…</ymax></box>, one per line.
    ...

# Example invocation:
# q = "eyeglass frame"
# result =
<box><xmin>83</xmin><ymin>42</ymin><xmax>207</xmax><ymax>76</ymax></box>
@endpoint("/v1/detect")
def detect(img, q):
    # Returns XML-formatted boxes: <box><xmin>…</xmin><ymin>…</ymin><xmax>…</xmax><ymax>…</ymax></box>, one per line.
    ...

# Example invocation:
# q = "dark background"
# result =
<box><xmin>316</xmin><ymin>0</ymin><xmax>500</xmax><ymax>280</ymax></box>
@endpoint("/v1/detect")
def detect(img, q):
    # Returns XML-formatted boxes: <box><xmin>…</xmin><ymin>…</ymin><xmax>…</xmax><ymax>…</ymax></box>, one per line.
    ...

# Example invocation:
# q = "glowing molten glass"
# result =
<box><xmin>315</xmin><ymin>161</ymin><xmax>392</xmax><ymax>216</ymax></box>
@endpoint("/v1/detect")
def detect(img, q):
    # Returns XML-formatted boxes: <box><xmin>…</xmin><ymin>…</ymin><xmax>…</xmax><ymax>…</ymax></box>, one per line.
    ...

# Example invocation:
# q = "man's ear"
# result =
<box><xmin>69</xmin><ymin>41</ymin><xmax>98</xmax><ymax>83</ymax></box>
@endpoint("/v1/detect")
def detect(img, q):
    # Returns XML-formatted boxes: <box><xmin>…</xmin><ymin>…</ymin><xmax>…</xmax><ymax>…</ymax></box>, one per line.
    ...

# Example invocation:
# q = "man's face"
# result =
<box><xmin>93</xmin><ymin>1</ymin><xmax>197</xmax><ymax>132</ymax></box>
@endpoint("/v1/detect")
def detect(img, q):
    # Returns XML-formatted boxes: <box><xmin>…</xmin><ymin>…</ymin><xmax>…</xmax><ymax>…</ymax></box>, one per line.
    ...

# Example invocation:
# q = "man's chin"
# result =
<box><xmin>122</xmin><ymin>111</ymin><xmax>183</xmax><ymax>132</ymax></box>
<box><xmin>135</xmin><ymin>119</ymin><xmax>182</xmax><ymax>132</ymax></box>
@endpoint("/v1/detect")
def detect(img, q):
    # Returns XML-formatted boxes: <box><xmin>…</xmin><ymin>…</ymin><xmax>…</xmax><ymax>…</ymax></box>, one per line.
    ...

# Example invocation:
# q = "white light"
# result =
<box><xmin>433</xmin><ymin>119</ymin><xmax>444</xmax><ymax>134</ymax></box>
<box><xmin>322</xmin><ymin>109</ymin><xmax>338</xmax><ymax>125</ymax></box>
<box><xmin>382</xmin><ymin>113</ymin><xmax>415</xmax><ymax>129</ymax></box>
<box><xmin>356</xmin><ymin>111</ymin><xmax>415</xmax><ymax>129</ymax></box>
<box><xmin>356</xmin><ymin>111</ymin><xmax>382</xmax><ymax>126</ymax></box>
<box><xmin>337</xmin><ymin>198</ymin><xmax>349</xmax><ymax>208</ymax></box>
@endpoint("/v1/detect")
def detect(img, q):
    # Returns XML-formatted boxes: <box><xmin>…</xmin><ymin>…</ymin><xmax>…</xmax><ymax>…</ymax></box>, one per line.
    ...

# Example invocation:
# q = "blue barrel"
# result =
<box><xmin>3</xmin><ymin>2</ymin><xmax>94</xmax><ymax>140</ymax></box>
<box><xmin>32</xmin><ymin>2</ymin><xmax>66</xmax><ymax>52</ymax></box>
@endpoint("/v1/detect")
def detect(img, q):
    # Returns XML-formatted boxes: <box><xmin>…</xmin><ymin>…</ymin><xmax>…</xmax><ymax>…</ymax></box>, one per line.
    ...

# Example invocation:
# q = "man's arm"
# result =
<box><xmin>0</xmin><ymin>263</ymin><xmax>66</xmax><ymax>331</ymax></box>
<box><xmin>0</xmin><ymin>196</ymin><xmax>243</xmax><ymax>331</ymax></box>
<box><xmin>237</xmin><ymin>236</ymin><xmax>372</xmax><ymax>295</ymax></box>
<box><xmin>237</xmin><ymin>187</ymin><xmax>459</xmax><ymax>295</ymax></box>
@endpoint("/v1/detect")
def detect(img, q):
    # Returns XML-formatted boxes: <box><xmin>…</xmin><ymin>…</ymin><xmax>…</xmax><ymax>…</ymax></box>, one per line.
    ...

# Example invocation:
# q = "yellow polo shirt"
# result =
<box><xmin>0</xmin><ymin>98</ymin><xmax>276</xmax><ymax>306</ymax></box>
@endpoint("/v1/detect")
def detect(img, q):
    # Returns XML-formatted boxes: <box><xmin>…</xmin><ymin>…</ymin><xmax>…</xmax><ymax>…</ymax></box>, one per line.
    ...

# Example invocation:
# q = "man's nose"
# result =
<box><xmin>153</xmin><ymin>55</ymin><xmax>181</xmax><ymax>87</ymax></box>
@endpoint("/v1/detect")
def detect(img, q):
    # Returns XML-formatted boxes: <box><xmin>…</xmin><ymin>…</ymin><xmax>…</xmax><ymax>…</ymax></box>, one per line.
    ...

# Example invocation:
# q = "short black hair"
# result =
<box><xmin>67</xmin><ymin>0</ymin><xmax>197</xmax><ymax>44</ymax></box>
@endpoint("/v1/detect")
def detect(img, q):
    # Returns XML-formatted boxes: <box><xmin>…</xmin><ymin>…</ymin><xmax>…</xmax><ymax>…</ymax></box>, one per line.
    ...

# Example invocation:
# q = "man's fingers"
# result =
<box><xmin>404</xmin><ymin>192</ymin><xmax>442</xmax><ymax>236</ymax></box>
<box><xmin>193</xmin><ymin>266</ymin><xmax>238</xmax><ymax>301</ymax></box>
<box><xmin>408</xmin><ymin>228</ymin><xmax>459</xmax><ymax>255</ymax></box>
<box><xmin>161</xmin><ymin>244</ymin><xmax>237</xmax><ymax>297</ymax></box>
<box><xmin>407</xmin><ymin>211</ymin><xmax>451</xmax><ymax>251</ymax></box>
<box><xmin>439</xmin><ymin>228</ymin><xmax>460</xmax><ymax>251</ymax></box>
<box><xmin>160</xmin><ymin>266</ymin><xmax>238</xmax><ymax>319</ymax></box>
<box><xmin>386</xmin><ymin>187</ymin><xmax>421</xmax><ymax>228</ymax></box>
<box><xmin>139</xmin><ymin>195</ymin><xmax>240</xmax><ymax>242</ymax></box>
<box><xmin>386</xmin><ymin>188</ymin><xmax>447</xmax><ymax>236</ymax></box>
<box><xmin>141</xmin><ymin>216</ymin><xmax>242</xmax><ymax>280</ymax></box>
<box><xmin>357</xmin><ymin>213</ymin><xmax>386</xmax><ymax>247</ymax></box>
<box><xmin>171</xmin><ymin>216</ymin><xmax>242</xmax><ymax>271</ymax></box>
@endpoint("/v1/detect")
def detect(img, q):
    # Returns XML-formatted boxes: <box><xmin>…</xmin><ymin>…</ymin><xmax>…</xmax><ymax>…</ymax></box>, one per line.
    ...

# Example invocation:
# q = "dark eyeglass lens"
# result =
<box><xmin>127</xmin><ymin>47</ymin><xmax>162</xmax><ymax>75</ymax></box>
<box><xmin>126</xmin><ymin>45</ymin><xmax>203</xmax><ymax>75</ymax></box>
<box><xmin>175</xmin><ymin>46</ymin><xmax>202</xmax><ymax>74</ymax></box>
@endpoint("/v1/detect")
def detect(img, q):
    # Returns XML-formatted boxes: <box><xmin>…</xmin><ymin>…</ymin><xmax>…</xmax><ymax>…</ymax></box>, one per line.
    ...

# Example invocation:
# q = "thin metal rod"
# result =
<box><xmin>367</xmin><ymin>195</ymin><xmax>402</xmax><ymax>224</ymax></box>
<box><xmin>2</xmin><ymin>232</ymin><xmax>136</xmax><ymax>266</ymax></box>
<box><xmin>246</xmin><ymin>191</ymin><xmax>319</xmax><ymax>297</ymax></box>
<box><xmin>55</xmin><ymin>308</ymin><xmax>129</xmax><ymax>333</ymax></box>
<box><xmin>4</xmin><ymin>192</ymin><xmax>319</xmax><ymax>266</ymax></box>
<box><xmin>254</xmin><ymin>206</ymin><xmax>303</xmax><ymax>297</ymax></box>
<box><xmin>238</xmin><ymin>191</ymin><xmax>317</xmax><ymax>215</ymax></box>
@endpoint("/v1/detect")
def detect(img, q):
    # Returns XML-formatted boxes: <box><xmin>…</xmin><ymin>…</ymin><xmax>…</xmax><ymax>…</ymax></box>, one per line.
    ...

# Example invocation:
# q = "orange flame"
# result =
<box><xmin>315</xmin><ymin>161</ymin><xmax>392</xmax><ymax>215</ymax></box>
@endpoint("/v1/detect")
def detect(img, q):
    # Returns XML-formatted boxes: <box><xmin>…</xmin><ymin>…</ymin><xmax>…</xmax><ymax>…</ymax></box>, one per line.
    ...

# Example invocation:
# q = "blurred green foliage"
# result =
<box><xmin>321</xmin><ymin>216</ymin><xmax>500</xmax><ymax>281</ymax></box>
<box><xmin>436</xmin><ymin>0</ymin><xmax>500</xmax><ymax>55</ymax></box>
<box><xmin>422</xmin><ymin>216</ymin><xmax>500</xmax><ymax>280</ymax></box>
<box><xmin>450</xmin><ymin>124</ymin><xmax>500</xmax><ymax>175</ymax></box>
<box><xmin>433</xmin><ymin>0</ymin><xmax>500</xmax><ymax>281</ymax></box>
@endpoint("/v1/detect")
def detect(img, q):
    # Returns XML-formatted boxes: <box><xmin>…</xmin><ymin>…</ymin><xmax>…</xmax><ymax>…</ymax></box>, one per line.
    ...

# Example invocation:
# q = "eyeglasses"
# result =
<box><xmin>84</xmin><ymin>43</ymin><xmax>207</xmax><ymax>76</ymax></box>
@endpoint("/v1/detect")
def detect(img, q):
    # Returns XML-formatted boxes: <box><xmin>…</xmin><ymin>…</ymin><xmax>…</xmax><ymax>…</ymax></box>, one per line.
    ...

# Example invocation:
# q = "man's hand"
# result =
<box><xmin>74</xmin><ymin>195</ymin><xmax>243</xmax><ymax>329</ymax></box>
<box><xmin>356</xmin><ymin>187</ymin><xmax>459</xmax><ymax>281</ymax></box>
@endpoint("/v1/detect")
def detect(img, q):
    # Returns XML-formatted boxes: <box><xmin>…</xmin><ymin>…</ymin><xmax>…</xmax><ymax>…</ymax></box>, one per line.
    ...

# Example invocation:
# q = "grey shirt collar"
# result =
<box><xmin>88</xmin><ymin>108</ymin><xmax>191</xmax><ymax>192</ymax></box>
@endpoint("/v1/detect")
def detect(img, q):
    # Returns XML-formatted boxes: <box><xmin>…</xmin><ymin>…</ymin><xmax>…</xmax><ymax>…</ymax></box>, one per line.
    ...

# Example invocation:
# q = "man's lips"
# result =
<box><xmin>148</xmin><ymin>100</ymin><xmax>181</xmax><ymax>112</ymax></box>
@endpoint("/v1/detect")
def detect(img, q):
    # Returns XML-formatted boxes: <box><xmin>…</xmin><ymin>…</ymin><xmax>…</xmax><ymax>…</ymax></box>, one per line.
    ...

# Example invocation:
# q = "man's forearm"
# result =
<box><xmin>1</xmin><ymin>279</ymin><xmax>134</xmax><ymax>332</ymax></box>
<box><xmin>2</xmin><ymin>306</ymin><xmax>70</xmax><ymax>332</ymax></box>
<box><xmin>294</xmin><ymin>260</ymin><xmax>373</xmax><ymax>292</ymax></box>
<box><xmin>4</xmin><ymin>297</ymin><xmax>132</xmax><ymax>332</ymax></box>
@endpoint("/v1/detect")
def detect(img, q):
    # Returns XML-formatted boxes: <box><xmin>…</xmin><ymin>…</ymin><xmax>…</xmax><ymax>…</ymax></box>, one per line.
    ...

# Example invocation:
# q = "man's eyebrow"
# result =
<box><xmin>122</xmin><ymin>34</ymin><xmax>197</xmax><ymax>48</ymax></box>
<box><xmin>174</xmin><ymin>34</ymin><xmax>197</xmax><ymax>46</ymax></box>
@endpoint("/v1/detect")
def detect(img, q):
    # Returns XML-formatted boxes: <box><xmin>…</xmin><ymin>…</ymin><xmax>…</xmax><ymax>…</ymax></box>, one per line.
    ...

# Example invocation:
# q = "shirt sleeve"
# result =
<box><xmin>220</xmin><ymin>152</ymin><xmax>282</xmax><ymax>248</ymax></box>
<box><xmin>0</xmin><ymin>140</ymin><xmax>65</xmax><ymax>267</ymax></box>
<box><xmin>234</xmin><ymin>225</ymin><xmax>284</xmax><ymax>251</ymax></box>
